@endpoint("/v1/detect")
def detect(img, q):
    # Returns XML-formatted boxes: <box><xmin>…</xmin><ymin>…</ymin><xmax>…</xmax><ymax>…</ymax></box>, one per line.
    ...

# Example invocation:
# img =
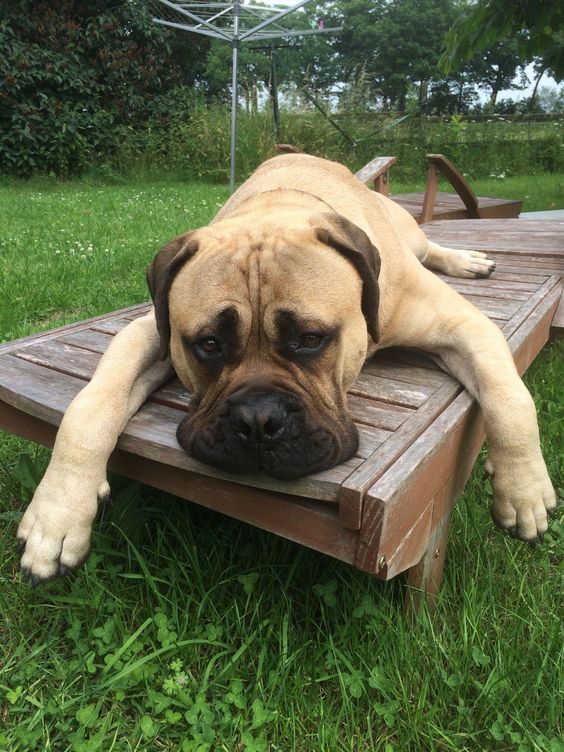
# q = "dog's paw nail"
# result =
<box><xmin>59</xmin><ymin>564</ymin><xmax>71</xmax><ymax>577</ymax></box>
<box><xmin>21</xmin><ymin>567</ymin><xmax>31</xmax><ymax>583</ymax></box>
<box><xmin>31</xmin><ymin>574</ymin><xmax>43</xmax><ymax>588</ymax></box>
<box><xmin>16</xmin><ymin>538</ymin><xmax>26</xmax><ymax>554</ymax></box>
<box><xmin>527</xmin><ymin>538</ymin><xmax>539</xmax><ymax>549</ymax></box>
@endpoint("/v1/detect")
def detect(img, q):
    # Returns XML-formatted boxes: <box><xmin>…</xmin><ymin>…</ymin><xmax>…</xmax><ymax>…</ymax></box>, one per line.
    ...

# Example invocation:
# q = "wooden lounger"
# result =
<box><xmin>355</xmin><ymin>153</ymin><xmax>522</xmax><ymax>223</ymax></box>
<box><xmin>275</xmin><ymin>146</ymin><xmax>522</xmax><ymax>223</ymax></box>
<box><xmin>1</xmin><ymin>220</ymin><xmax>562</xmax><ymax>611</ymax></box>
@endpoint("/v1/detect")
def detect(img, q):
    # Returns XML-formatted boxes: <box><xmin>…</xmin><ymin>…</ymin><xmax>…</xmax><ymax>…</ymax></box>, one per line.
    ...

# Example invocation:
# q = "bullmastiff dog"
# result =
<box><xmin>17</xmin><ymin>154</ymin><xmax>557</xmax><ymax>582</ymax></box>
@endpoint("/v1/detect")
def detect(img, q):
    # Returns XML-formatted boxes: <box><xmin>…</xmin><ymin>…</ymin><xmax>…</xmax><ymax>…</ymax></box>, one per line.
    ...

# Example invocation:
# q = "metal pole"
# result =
<box><xmin>230</xmin><ymin>0</ymin><xmax>240</xmax><ymax>193</ymax></box>
<box><xmin>271</xmin><ymin>50</ymin><xmax>280</xmax><ymax>139</ymax></box>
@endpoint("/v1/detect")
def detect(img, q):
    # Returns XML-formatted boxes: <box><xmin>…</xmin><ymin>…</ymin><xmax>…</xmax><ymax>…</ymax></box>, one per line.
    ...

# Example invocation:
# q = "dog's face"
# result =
<box><xmin>147</xmin><ymin>212</ymin><xmax>380</xmax><ymax>479</ymax></box>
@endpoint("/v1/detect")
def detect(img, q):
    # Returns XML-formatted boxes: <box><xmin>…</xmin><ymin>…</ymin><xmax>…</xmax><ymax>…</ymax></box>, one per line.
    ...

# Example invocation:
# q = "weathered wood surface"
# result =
<box><xmin>354</xmin><ymin>156</ymin><xmax>396</xmax><ymax>195</ymax></box>
<box><xmin>393</xmin><ymin>192</ymin><xmax>522</xmax><ymax>223</ymax></box>
<box><xmin>0</xmin><ymin>219</ymin><xmax>562</xmax><ymax>578</ymax></box>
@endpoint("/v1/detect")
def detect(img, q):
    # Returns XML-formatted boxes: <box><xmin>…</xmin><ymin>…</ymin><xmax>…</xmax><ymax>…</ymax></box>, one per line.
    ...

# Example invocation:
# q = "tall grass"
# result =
<box><xmin>54</xmin><ymin>106</ymin><xmax>564</xmax><ymax>184</ymax></box>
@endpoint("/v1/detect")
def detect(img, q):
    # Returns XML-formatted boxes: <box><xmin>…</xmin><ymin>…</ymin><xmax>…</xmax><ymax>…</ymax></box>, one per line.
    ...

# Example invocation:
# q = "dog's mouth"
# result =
<box><xmin>176</xmin><ymin>389</ymin><xmax>358</xmax><ymax>480</ymax></box>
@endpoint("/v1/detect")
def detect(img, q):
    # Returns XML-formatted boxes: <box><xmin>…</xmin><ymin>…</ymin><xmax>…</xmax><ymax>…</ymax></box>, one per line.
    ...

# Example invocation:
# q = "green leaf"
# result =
<box><xmin>368</xmin><ymin>666</ymin><xmax>392</xmax><ymax>694</ymax></box>
<box><xmin>75</xmin><ymin>703</ymin><xmax>99</xmax><ymax>728</ymax></box>
<box><xmin>471</xmin><ymin>646</ymin><xmax>491</xmax><ymax>667</ymax></box>
<box><xmin>489</xmin><ymin>719</ymin><xmax>505</xmax><ymax>742</ymax></box>
<box><xmin>238</xmin><ymin>572</ymin><xmax>260</xmax><ymax>595</ymax></box>
<box><xmin>6</xmin><ymin>685</ymin><xmax>24</xmax><ymax>705</ymax></box>
<box><xmin>446</xmin><ymin>672</ymin><xmax>462</xmax><ymax>688</ymax></box>
<box><xmin>313</xmin><ymin>580</ymin><xmax>338</xmax><ymax>607</ymax></box>
<box><xmin>251</xmin><ymin>699</ymin><xmax>276</xmax><ymax>729</ymax></box>
<box><xmin>140</xmin><ymin>715</ymin><xmax>156</xmax><ymax>738</ymax></box>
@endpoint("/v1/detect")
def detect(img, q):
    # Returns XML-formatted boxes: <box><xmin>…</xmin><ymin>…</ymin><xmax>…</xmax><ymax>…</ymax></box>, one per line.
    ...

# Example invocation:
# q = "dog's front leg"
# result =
<box><xmin>385</xmin><ymin>271</ymin><xmax>558</xmax><ymax>541</ymax></box>
<box><xmin>17</xmin><ymin>310</ymin><xmax>173</xmax><ymax>583</ymax></box>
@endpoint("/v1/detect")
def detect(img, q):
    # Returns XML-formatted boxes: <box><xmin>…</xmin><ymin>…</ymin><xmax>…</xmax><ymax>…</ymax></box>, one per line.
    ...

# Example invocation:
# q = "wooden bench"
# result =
<box><xmin>392</xmin><ymin>154</ymin><xmax>523</xmax><ymax>223</ymax></box>
<box><xmin>1</xmin><ymin>219</ymin><xmax>562</xmax><ymax>610</ymax></box>
<box><xmin>275</xmin><ymin>147</ymin><xmax>523</xmax><ymax>223</ymax></box>
<box><xmin>354</xmin><ymin>153</ymin><xmax>522</xmax><ymax>223</ymax></box>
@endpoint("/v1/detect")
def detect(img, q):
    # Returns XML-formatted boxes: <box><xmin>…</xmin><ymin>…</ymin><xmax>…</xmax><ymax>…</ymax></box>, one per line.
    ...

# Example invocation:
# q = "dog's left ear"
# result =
<box><xmin>315</xmin><ymin>213</ymin><xmax>381</xmax><ymax>343</ymax></box>
<box><xmin>146</xmin><ymin>231</ymin><xmax>199</xmax><ymax>359</ymax></box>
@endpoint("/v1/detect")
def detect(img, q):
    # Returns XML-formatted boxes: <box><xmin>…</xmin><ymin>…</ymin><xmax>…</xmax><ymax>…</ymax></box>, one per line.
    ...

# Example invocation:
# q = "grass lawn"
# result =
<box><xmin>0</xmin><ymin>172</ymin><xmax>562</xmax><ymax>752</ymax></box>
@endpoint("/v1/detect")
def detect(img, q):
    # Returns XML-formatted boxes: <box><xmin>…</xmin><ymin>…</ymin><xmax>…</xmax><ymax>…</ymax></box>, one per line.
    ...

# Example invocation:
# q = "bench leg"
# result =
<box><xmin>404</xmin><ymin>484</ymin><xmax>456</xmax><ymax>615</ymax></box>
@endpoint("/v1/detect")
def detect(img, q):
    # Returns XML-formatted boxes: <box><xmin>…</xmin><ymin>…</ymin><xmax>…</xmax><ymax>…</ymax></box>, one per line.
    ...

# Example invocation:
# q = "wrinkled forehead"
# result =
<box><xmin>168</xmin><ymin>233</ymin><xmax>363</xmax><ymax>336</ymax></box>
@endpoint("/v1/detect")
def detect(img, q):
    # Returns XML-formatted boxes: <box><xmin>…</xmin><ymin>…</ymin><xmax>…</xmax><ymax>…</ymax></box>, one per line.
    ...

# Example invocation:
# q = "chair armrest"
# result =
<box><xmin>355</xmin><ymin>156</ymin><xmax>397</xmax><ymax>195</ymax></box>
<box><xmin>421</xmin><ymin>154</ymin><xmax>480</xmax><ymax>223</ymax></box>
<box><xmin>275</xmin><ymin>143</ymin><xmax>304</xmax><ymax>154</ymax></box>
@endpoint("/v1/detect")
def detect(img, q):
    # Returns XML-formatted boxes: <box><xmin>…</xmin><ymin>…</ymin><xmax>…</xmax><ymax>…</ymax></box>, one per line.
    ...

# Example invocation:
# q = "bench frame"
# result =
<box><xmin>1</xmin><ymin>220</ymin><xmax>562</xmax><ymax>613</ymax></box>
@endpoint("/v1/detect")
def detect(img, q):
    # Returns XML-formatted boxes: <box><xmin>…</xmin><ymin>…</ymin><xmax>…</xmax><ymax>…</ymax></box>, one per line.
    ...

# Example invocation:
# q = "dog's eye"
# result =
<box><xmin>196</xmin><ymin>337</ymin><xmax>222</xmax><ymax>355</ymax></box>
<box><xmin>288</xmin><ymin>332</ymin><xmax>327</xmax><ymax>356</ymax></box>
<box><xmin>299</xmin><ymin>333</ymin><xmax>322</xmax><ymax>349</ymax></box>
<box><xmin>200</xmin><ymin>337</ymin><xmax>221</xmax><ymax>353</ymax></box>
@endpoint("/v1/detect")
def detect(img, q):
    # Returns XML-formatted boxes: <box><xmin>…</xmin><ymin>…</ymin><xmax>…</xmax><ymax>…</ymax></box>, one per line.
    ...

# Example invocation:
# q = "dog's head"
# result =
<box><xmin>147</xmin><ymin>211</ymin><xmax>380</xmax><ymax>479</ymax></box>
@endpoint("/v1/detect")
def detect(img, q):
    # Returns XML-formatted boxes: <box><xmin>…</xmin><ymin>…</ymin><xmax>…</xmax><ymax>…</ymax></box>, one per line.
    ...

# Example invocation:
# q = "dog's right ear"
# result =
<box><xmin>146</xmin><ymin>231</ymin><xmax>199</xmax><ymax>359</ymax></box>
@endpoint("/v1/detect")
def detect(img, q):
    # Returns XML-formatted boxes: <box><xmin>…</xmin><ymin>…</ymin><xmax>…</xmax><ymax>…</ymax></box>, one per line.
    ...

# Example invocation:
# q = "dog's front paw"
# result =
<box><xmin>451</xmin><ymin>249</ymin><xmax>496</xmax><ymax>279</ymax></box>
<box><xmin>488</xmin><ymin>453</ymin><xmax>558</xmax><ymax>542</ymax></box>
<box><xmin>17</xmin><ymin>472</ymin><xmax>107</xmax><ymax>584</ymax></box>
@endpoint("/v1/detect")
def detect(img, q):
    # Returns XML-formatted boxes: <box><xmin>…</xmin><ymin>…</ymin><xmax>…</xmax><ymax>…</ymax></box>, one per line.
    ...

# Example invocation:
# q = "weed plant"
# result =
<box><xmin>0</xmin><ymin>177</ymin><xmax>562</xmax><ymax>751</ymax></box>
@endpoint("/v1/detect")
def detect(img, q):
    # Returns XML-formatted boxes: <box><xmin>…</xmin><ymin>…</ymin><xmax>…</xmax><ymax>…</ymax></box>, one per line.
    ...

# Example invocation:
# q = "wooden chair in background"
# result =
<box><xmin>274</xmin><ymin>145</ymin><xmax>523</xmax><ymax>223</ymax></box>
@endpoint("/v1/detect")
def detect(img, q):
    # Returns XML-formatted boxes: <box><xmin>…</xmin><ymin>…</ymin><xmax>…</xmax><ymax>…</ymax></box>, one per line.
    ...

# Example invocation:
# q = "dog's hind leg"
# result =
<box><xmin>17</xmin><ymin>310</ymin><xmax>173</xmax><ymax>584</ymax></box>
<box><xmin>421</xmin><ymin>240</ymin><xmax>496</xmax><ymax>279</ymax></box>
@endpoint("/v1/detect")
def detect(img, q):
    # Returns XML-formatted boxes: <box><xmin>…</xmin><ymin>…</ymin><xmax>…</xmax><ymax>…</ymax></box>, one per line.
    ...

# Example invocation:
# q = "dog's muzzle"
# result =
<box><xmin>176</xmin><ymin>387</ymin><xmax>357</xmax><ymax>480</ymax></box>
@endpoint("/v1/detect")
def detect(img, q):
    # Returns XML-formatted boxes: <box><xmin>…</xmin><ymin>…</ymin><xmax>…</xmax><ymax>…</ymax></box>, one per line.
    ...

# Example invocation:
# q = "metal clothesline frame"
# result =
<box><xmin>151</xmin><ymin>0</ymin><xmax>341</xmax><ymax>192</ymax></box>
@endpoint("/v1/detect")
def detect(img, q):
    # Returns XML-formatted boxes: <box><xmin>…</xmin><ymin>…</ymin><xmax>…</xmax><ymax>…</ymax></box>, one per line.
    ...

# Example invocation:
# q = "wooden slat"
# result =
<box><xmin>338</xmin><ymin>379</ymin><xmax>462</xmax><ymax>529</ymax></box>
<box><xmin>347</xmin><ymin>394</ymin><xmax>412</xmax><ymax>430</ymax></box>
<box><xmin>424</xmin><ymin>219</ymin><xmax>564</xmax><ymax>257</ymax></box>
<box><xmin>550</xmin><ymin>292</ymin><xmax>564</xmax><ymax>339</ymax></box>
<box><xmin>363</xmin><ymin>356</ymin><xmax>450</xmax><ymax>389</ymax></box>
<box><xmin>348</xmin><ymin>372</ymin><xmax>433</xmax><ymax>408</ymax></box>
<box><xmin>58</xmin><ymin>329</ymin><xmax>115</xmax><ymax>353</ymax></box>
<box><xmin>443</xmin><ymin>283</ymin><xmax>530</xmax><ymax>301</ymax></box>
<box><xmin>457</xmin><ymin>294</ymin><xmax>522</xmax><ymax>319</ymax></box>
<box><xmin>0</xmin><ymin>303</ymin><xmax>151</xmax><ymax>356</ymax></box>
<box><xmin>437</xmin><ymin>275</ymin><xmax>540</xmax><ymax>293</ymax></box>
<box><xmin>93</xmin><ymin>318</ymin><xmax>139</xmax><ymax>335</ymax></box>
<box><xmin>12</xmin><ymin>341</ymin><xmax>101</xmax><ymax>381</ymax></box>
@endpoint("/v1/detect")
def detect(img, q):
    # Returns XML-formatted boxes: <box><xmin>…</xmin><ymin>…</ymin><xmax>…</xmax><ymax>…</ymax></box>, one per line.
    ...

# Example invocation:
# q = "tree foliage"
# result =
<box><xmin>0</xmin><ymin>0</ymin><xmax>187</xmax><ymax>174</ymax></box>
<box><xmin>1</xmin><ymin>0</ymin><xmax>560</xmax><ymax>178</ymax></box>
<box><xmin>440</xmin><ymin>0</ymin><xmax>564</xmax><ymax>82</ymax></box>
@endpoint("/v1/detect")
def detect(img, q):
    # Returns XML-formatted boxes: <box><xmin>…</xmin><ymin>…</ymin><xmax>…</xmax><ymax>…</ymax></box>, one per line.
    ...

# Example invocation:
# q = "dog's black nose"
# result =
<box><xmin>229</xmin><ymin>392</ymin><xmax>294</xmax><ymax>443</ymax></box>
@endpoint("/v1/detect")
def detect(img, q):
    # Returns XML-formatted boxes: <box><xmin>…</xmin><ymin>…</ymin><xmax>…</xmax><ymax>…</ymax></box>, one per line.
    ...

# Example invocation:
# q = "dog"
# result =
<box><xmin>17</xmin><ymin>154</ymin><xmax>557</xmax><ymax>582</ymax></box>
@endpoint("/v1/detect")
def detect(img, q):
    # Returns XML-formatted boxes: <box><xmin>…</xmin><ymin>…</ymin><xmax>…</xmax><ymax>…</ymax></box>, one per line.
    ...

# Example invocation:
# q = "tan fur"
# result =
<box><xmin>18</xmin><ymin>155</ymin><xmax>556</xmax><ymax>581</ymax></box>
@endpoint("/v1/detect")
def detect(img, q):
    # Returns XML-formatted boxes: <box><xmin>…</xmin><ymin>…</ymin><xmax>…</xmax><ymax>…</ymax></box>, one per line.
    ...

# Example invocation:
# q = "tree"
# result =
<box><xmin>535</xmin><ymin>84</ymin><xmax>564</xmax><ymax>113</ymax></box>
<box><xmin>465</xmin><ymin>39</ymin><xmax>528</xmax><ymax>106</ymax></box>
<box><xmin>338</xmin><ymin>0</ymin><xmax>459</xmax><ymax>110</ymax></box>
<box><xmin>0</xmin><ymin>0</ymin><xmax>189</xmax><ymax>175</ymax></box>
<box><xmin>440</xmin><ymin>0</ymin><xmax>564</xmax><ymax>82</ymax></box>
